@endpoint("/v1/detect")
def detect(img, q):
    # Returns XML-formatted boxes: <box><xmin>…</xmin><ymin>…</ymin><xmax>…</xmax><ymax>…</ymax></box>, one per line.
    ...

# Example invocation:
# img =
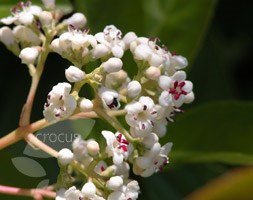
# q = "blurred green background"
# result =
<box><xmin>1</xmin><ymin>0</ymin><xmax>253</xmax><ymax>199</ymax></box>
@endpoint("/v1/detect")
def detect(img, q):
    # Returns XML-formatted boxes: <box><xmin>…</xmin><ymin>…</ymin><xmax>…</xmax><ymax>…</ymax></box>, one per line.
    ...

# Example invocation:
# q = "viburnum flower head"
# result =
<box><xmin>159</xmin><ymin>71</ymin><xmax>193</xmax><ymax>107</ymax></box>
<box><xmin>43</xmin><ymin>82</ymin><xmax>77</xmax><ymax>123</ymax></box>
<box><xmin>102</xmin><ymin>131</ymin><xmax>132</xmax><ymax>165</ymax></box>
<box><xmin>1</xmin><ymin>1</ymin><xmax>42</xmax><ymax>26</ymax></box>
<box><xmin>125</xmin><ymin>96</ymin><xmax>157</xmax><ymax>136</ymax></box>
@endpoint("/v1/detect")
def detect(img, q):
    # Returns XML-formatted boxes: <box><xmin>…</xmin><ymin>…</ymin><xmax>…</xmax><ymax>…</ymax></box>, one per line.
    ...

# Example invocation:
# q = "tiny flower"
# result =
<box><xmin>102</xmin><ymin>131</ymin><xmax>131</xmax><ymax>165</ymax></box>
<box><xmin>94</xmin><ymin>160</ymin><xmax>108</xmax><ymax>175</ymax></box>
<box><xmin>94</xmin><ymin>25</ymin><xmax>125</xmax><ymax>58</ymax></box>
<box><xmin>65</xmin><ymin>186</ymin><xmax>83</xmax><ymax>200</ymax></box>
<box><xmin>0</xmin><ymin>27</ymin><xmax>16</xmax><ymax>46</ymax></box>
<box><xmin>125</xmin><ymin>96</ymin><xmax>157</xmax><ymax>135</ymax></box>
<box><xmin>42</xmin><ymin>0</ymin><xmax>55</xmax><ymax>9</ymax></box>
<box><xmin>79</xmin><ymin>98</ymin><xmax>93</xmax><ymax>112</ymax></box>
<box><xmin>101</xmin><ymin>57</ymin><xmax>123</xmax><ymax>73</ymax></box>
<box><xmin>43</xmin><ymin>82</ymin><xmax>77</xmax><ymax>122</ymax></box>
<box><xmin>106</xmin><ymin>176</ymin><xmax>123</xmax><ymax>191</ymax></box>
<box><xmin>1</xmin><ymin>2</ymin><xmax>42</xmax><ymax>25</ymax></box>
<box><xmin>65</xmin><ymin>65</ymin><xmax>85</xmax><ymax>82</ymax></box>
<box><xmin>57</xmin><ymin>148</ymin><xmax>73</xmax><ymax>166</ymax></box>
<box><xmin>65</xmin><ymin>13</ymin><xmax>87</xmax><ymax>28</ymax></box>
<box><xmin>19</xmin><ymin>47</ymin><xmax>39</xmax><ymax>64</ymax></box>
<box><xmin>136</xmin><ymin>142</ymin><xmax>172</xmax><ymax>177</ymax></box>
<box><xmin>98</xmin><ymin>87</ymin><xmax>120</xmax><ymax>110</ymax></box>
<box><xmin>127</xmin><ymin>80</ymin><xmax>142</xmax><ymax>98</ymax></box>
<box><xmin>158</xmin><ymin>71</ymin><xmax>193</xmax><ymax>107</ymax></box>
<box><xmin>87</xmin><ymin>140</ymin><xmax>100</xmax><ymax>156</ymax></box>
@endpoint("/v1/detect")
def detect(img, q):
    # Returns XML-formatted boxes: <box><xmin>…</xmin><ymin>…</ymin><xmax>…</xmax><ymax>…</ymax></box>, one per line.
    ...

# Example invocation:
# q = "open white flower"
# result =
<box><xmin>13</xmin><ymin>25</ymin><xmax>41</xmax><ymax>46</ymax></box>
<box><xmin>125</xmin><ymin>96</ymin><xmax>157</xmax><ymax>135</ymax></box>
<box><xmin>158</xmin><ymin>71</ymin><xmax>193</xmax><ymax>107</ymax></box>
<box><xmin>102</xmin><ymin>131</ymin><xmax>131</xmax><ymax>165</ymax></box>
<box><xmin>64</xmin><ymin>186</ymin><xmax>83</xmax><ymax>200</ymax></box>
<box><xmin>93</xmin><ymin>25</ymin><xmax>125</xmax><ymax>58</ymax></box>
<box><xmin>98</xmin><ymin>86</ymin><xmax>120</xmax><ymax>110</ymax></box>
<box><xmin>136</xmin><ymin>142</ymin><xmax>172</xmax><ymax>177</ymax></box>
<box><xmin>43</xmin><ymin>82</ymin><xmax>77</xmax><ymax>122</ymax></box>
<box><xmin>1</xmin><ymin>2</ymin><xmax>42</xmax><ymax>25</ymax></box>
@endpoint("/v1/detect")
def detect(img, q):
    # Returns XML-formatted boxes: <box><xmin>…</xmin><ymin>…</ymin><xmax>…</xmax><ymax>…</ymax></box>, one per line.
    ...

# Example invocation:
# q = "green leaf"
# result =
<box><xmin>143</xmin><ymin>0</ymin><xmax>217</xmax><ymax>65</ymax></box>
<box><xmin>186</xmin><ymin>167</ymin><xmax>253</xmax><ymax>200</ymax></box>
<box><xmin>166</xmin><ymin>101</ymin><xmax>253</xmax><ymax>165</ymax></box>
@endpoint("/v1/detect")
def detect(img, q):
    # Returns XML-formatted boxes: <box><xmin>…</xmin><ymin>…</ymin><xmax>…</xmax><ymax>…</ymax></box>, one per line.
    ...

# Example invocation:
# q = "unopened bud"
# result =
<box><xmin>87</xmin><ymin>140</ymin><xmax>100</xmax><ymax>156</ymax></box>
<box><xmin>127</xmin><ymin>80</ymin><xmax>141</xmax><ymax>98</ymax></box>
<box><xmin>19</xmin><ymin>47</ymin><xmax>39</xmax><ymax>65</ymax></box>
<box><xmin>57</xmin><ymin>148</ymin><xmax>73</xmax><ymax>166</ymax></box>
<box><xmin>92</xmin><ymin>44</ymin><xmax>109</xmax><ymax>59</ymax></box>
<box><xmin>123</xmin><ymin>32</ymin><xmax>137</xmax><ymax>50</ymax></box>
<box><xmin>145</xmin><ymin>66</ymin><xmax>161</xmax><ymax>80</ymax></box>
<box><xmin>65</xmin><ymin>66</ymin><xmax>85</xmax><ymax>82</ymax></box>
<box><xmin>0</xmin><ymin>27</ymin><xmax>15</xmax><ymax>46</ymax></box>
<box><xmin>79</xmin><ymin>98</ymin><xmax>93</xmax><ymax>112</ymax></box>
<box><xmin>106</xmin><ymin>176</ymin><xmax>123</xmax><ymax>191</ymax></box>
<box><xmin>101</xmin><ymin>57</ymin><xmax>123</xmax><ymax>73</ymax></box>
<box><xmin>65</xmin><ymin>13</ymin><xmax>87</xmax><ymax>28</ymax></box>
<box><xmin>39</xmin><ymin>11</ymin><xmax>53</xmax><ymax>26</ymax></box>
<box><xmin>81</xmin><ymin>182</ymin><xmax>96</xmax><ymax>198</ymax></box>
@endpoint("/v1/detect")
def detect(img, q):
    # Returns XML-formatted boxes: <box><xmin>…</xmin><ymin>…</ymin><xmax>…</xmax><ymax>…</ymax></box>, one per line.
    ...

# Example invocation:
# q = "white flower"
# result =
<box><xmin>57</xmin><ymin>148</ymin><xmax>73</xmax><ymax>166</ymax></box>
<box><xmin>13</xmin><ymin>25</ymin><xmax>41</xmax><ymax>46</ymax></box>
<box><xmin>108</xmin><ymin>180</ymin><xmax>140</xmax><ymax>200</ymax></box>
<box><xmin>39</xmin><ymin>11</ymin><xmax>53</xmax><ymax>26</ymax></box>
<box><xmin>136</xmin><ymin>142</ymin><xmax>172</xmax><ymax>177</ymax></box>
<box><xmin>65</xmin><ymin>13</ymin><xmax>87</xmax><ymax>28</ymax></box>
<box><xmin>72</xmin><ymin>136</ymin><xmax>93</xmax><ymax>167</ymax></box>
<box><xmin>125</xmin><ymin>96</ymin><xmax>157</xmax><ymax>135</ymax></box>
<box><xmin>158</xmin><ymin>71</ymin><xmax>193</xmax><ymax>107</ymax></box>
<box><xmin>87</xmin><ymin>140</ymin><xmax>100</xmax><ymax>156</ymax></box>
<box><xmin>19</xmin><ymin>47</ymin><xmax>39</xmax><ymax>64</ymax></box>
<box><xmin>65</xmin><ymin>66</ymin><xmax>85</xmax><ymax>82</ymax></box>
<box><xmin>145</xmin><ymin>66</ymin><xmax>161</xmax><ymax>80</ymax></box>
<box><xmin>122</xmin><ymin>32</ymin><xmax>137</xmax><ymax>50</ymax></box>
<box><xmin>106</xmin><ymin>176</ymin><xmax>123</xmax><ymax>191</ymax></box>
<box><xmin>43</xmin><ymin>82</ymin><xmax>77</xmax><ymax>122</ymax></box>
<box><xmin>0</xmin><ymin>27</ymin><xmax>16</xmax><ymax>46</ymax></box>
<box><xmin>127</xmin><ymin>80</ymin><xmax>142</xmax><ymax>98</ymax></box>
<box><xmin>1</xmin><ymin>2</ymin><xmax>42</xmax><ymax>25</ymax></box>
<box><xmin>65</xmin><ymin>186</ymin><xmax>83</xmax><ymax>200</ymax></box>
<box><xmin>79</xmin><ymin>98</ymin><xmax>93</xmax><ymax>112</ymax></box>
<box><xmin>81</xmin><ymin>182</ymin><xmax>96</xmax><ymax>198</ymax></box>
<box><xmin>42</xmin><ymin>0</ymin><xmax>55</xmax><ymax>9</ymax></box>
<box><xmin>94</xmin><ymin>25</ymin><xmax>125</xmax><ymax>58</ymax></box>
<box><xmin>98</xmin><ymin>87</ymin><xmax>120</xmax><ymax>110</ymax></box>
<box><xmin>101</xmin><ymin>57</ymin><xmax>123</xmax><ymax>73</ymax></box>
<box><xmin>102</xmin><ymin>131</ymin><xmax>131</xmax><ymax>165</ymax></box>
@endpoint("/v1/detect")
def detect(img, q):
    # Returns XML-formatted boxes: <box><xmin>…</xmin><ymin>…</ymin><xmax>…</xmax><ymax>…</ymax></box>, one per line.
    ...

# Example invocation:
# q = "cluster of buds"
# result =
<box><xmin>0</xmin><ymin>1</ymin><xmax>195</xmax><ymax>200</ymax></box>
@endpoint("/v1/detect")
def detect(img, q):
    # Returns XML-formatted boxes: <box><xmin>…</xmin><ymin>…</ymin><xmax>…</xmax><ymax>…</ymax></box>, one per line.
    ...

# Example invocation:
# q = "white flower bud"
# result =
<box><xmin>57</xmin><ymin>148</ymin><xmax>73</xmax><ymax>166</ymax></box>
<box><xmin>123</xmin><ymin>32</ymin><xmax>137</xmax><ymax>50</ymax></box>
<box><xmin>92</xmin><ymin>44</ymin><xmax>110</xmax><ymax>59</ymax></box>
<box><xmin>101</xmin><ymin>57</ymin><xmax>123</xmax><ymax>73</ymax></box>
<box><xmin>65</xmin><ymin>66</ymin><xmax>85</xmax><ymax>82</ymax></box>
<box><xmin>127</xmin><ymin>80</ymin><xmax>141</xmax><ymax>98</ymax></box>
<box><xmin>142</xmin><ymin>132</ymin><xmax>159</xmax><ymax>148</ymax></box>
<box><xmin>0</xmin><ymin>27</ymin><xmax>15</xmax><ymax>46</ymax></box>
<box><xmin>81</xmin><ymin>182</ymin><xmax>96</xmax><ymax>198</ymax></box>
<box><xmin>106</xmin><ymin>176</ymin><xmax>123</xmax><ymax>191</ymax></box>
<box><xmin>65</xmin><ymin>186</ymin><xmax>83</xmax><ymax>200</ymax></box>
<box><xmin>145</xmin><ymin>66</ymin><xmax>161</xmax><ymax>80</ymax></box>
<box><xmin>42</xmin><ymin>0</ymin><xmax>55</xmax><ymax>9</ymax></box>
<box><xmin>65</xmin><ymin>13</ymin><xmax>87</xmax><ymax>28</ymax></box>
<box><xmin>13</xmin><ymin>26</ymin><xmax>41</xmax><ymax>46</ymax></box>
<box><xmin>79</xmin><ymin>98</ymin><xmax>93</xmax><ymax>112</ymax></box>
<box><xmin>87</xmin><ymin>140</ymin><xmax>100</xmax><ymax>156</ymax></box>
<box><xmin>19</xmin><ymin>47</ymin><xmax>39</xmax><ymax>65</ymax></box>
<box><xmin>39</xmin><ymin>11</ymin><xmax>53</xmax><ymax>26</ymax></box>
<box><xmin>50</xmin><ymin>38</ymin><xmax>62</xmax><ymax>53</ymax></box>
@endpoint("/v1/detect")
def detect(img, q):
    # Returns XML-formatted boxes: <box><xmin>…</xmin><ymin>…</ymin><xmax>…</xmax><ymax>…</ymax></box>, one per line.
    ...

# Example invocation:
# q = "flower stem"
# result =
<box><xmin>0</xmin><ymin>185</ymin><xmax>55</xmax><ymax>199</ymax></box>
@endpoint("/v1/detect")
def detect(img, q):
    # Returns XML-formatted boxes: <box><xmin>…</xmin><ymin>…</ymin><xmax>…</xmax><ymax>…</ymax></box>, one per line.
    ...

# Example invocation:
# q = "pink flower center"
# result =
<box><xmin>116</xmin><ymin>133</ymin><xmax>129</xmax><ymax>152</ymax></box>
<box><xmin>169</xmin><ymin>81</ymin><xmax>187</xmax><ymax>100</ymax></box>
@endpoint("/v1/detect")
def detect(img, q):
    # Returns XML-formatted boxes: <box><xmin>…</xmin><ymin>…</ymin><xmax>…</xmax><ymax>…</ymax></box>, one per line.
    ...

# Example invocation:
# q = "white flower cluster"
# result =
<box><xmin>0</xmin><ymin>1</ymin><xmax>195</xmax><ymax>200</ymax></box>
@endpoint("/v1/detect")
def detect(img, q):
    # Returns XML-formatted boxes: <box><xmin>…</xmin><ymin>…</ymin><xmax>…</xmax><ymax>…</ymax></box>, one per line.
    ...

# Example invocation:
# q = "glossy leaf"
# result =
<box><xmin>186</xmin><ymin>167</ymin><xmax>253</xmax><ymax>200</ymax></box>
<box><xmin>166</xmin><ymin>101</ymin><xmax>253</xmax><ymax>165</ymax></box>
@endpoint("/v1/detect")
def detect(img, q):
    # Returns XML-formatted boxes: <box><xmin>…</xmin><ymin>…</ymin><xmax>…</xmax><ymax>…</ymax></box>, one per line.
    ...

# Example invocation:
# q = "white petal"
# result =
<box><xmin>158</xmin><ymin>75</ymin><xmax>172</xmax><ymax>90</ymax></box>
<box><xmin>92</xmin><ymin>43</ymin><xmax>110</xmax><ymax>59</ymax></box>
<box><xmin>184</xmin><ymin>91</ymin><xmax>195</xmax><ymax>104</ymax></box>
<box><xmin>172</xmin><ymin>70</ymin><xmax>186</xmax><ymax>82</ymax></box>
<box><xmin>113</xmin><ymin>152</ymin><xmax>124</xmax><ymax>165</ymax></box>
<box><xmin>1</xmin><ymin>16</ymin><xmax>16</xmax><ymax>25</ymax></box>
<box><xmin>160</xmin><ymin>142</ymin><xmax>173</xmax><ymax>155</ymax></box>
<box><xmin>159</xmin><ymin>91</ymin><xmax>172</xmax><ymax>107</ymax></box>
<box><xmin>173</xmin><ymin>95</ymin><xmax>184</xmax><ymax>107</ymax></box>
<box><xmin>136</xmin><ymin>156</ymin><xmax>151</xmax><ymax>169</ymax></box>
<box><xmin>183</xmin><ymin>81</ymin><xmax>193</xmax><ymax>93</ymax></box>
<box><xmin>112</xmin><ymin>45</ymin><xmax>124</xmax><ymax>58</ymax></box>
<box><xmin>141</xmin><ymin>167</ymin><xmax>155</xmax><ymax>177</ymax></box>
<box><xmin>18</xmin><ymin>12</ymin><xmax>34</xmax><ymax>25</ymax></box>
<box><xmin>139</xmin><ymin>96</ymin><xmax>154</xmax><ymax>110</ymax></box>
